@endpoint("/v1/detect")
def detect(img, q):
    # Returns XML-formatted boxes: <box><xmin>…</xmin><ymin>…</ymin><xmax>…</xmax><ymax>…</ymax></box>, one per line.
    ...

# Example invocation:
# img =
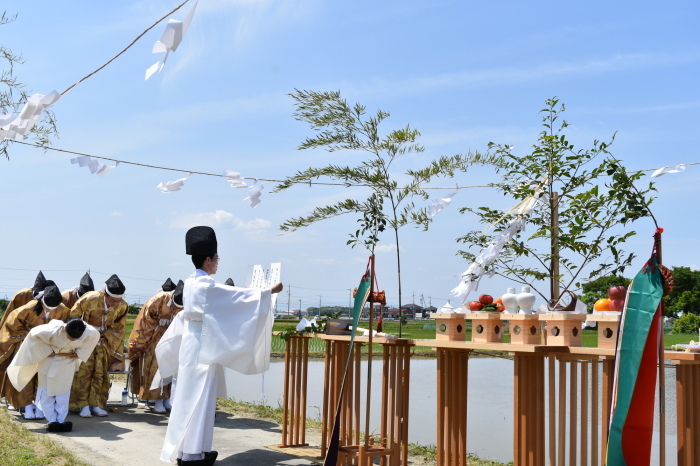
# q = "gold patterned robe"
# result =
<box><xmin>0</xmin><ymin>288</ymin><xmax>33</xmax><ymax>330</ymax></box>
<box><xmin>0</xmin><ymin>300</ymin><xmax>70</xmax><ymax>407</ymax></box>
<box><xmin>61</xmin><ymin>288</ymin><xmax>80</xmax><ymax>310</ymax></box>
<box><xmin>128</xmin><ymin>291</ymin><xmax>180</xmax><ymax>400</ymax></box>
<box><xmin>68</xmin><ymin>291</ymin><xmax>128</xmax><ymax>410</ymax></box>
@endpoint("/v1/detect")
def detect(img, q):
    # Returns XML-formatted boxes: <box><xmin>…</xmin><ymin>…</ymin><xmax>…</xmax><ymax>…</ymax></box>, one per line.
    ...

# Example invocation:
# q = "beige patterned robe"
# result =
<box><xmin>128</xmin><ymin>291</ymin><xmax>180</xmax><ymax>400</ymax></box>
<box><xmin>0</xmin><ymin>300</ymin><xmax>70</xmax><ymax>407</ymax></box>
<box><xmin>61</xmin><ymin>288</ymin><xmax>80</xmax><ymax>310</ymax></box>
<box><xmin>0</xmin><ymin>288</ymin><xmax>33</xmax><ymax>330</ymax></box>
<box><xmin>68</xmin><ymin>291</ymin><xmax>128</xmax><ymax>410</ymax></box>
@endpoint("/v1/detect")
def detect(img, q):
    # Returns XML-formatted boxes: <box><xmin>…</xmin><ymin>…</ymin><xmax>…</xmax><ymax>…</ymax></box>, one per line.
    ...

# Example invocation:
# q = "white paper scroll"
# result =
<box><xmin>223</xmin><ymin>169</ymin><xmax>248</xmax><ymax>188</ymax></box>
<box><xmin>70</xmin><ymin>156</ymin><xmax>118</xmax><ymax>178</ymax></box>
<box><xmin>650</xmin><ymin>164</ymin><xmax>685</xmax><ymax>178</ymax></box>
<box><xmin>156</xmin><ymin>172</ymin><xmax>192</xmax><ymax>192</ymax></box>
<box><xmin>249</xmin><ymin>262</ymin><xmax>282</xmax><ymax>309</ymax></box>
<box><xmin>244</xmin><ymin>183</ymin><xmax>264</xmax><ymax>208</ymax></box>
<box><xmin>0</xmin><ymin>90</ymin><xmax>61</xmax><ymax>141</ymax></box>
<box><xmin>428</xmin><ymin>187</ymin><xmax>458</xmax><ymax>217</ymax></box>
<box><xmin>145</xmin><ymin>1</ymin><xmax>198</xmax><ymax>80</ymax></box>
<box><xmin>451</xmin><ymin>191</ymin><xmax>542</xmax><ymax>303</ymax></box>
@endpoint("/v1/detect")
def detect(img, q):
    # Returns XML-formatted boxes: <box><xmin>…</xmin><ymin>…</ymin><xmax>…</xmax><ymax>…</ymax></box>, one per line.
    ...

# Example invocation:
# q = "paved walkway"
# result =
<box><xmin>9</xmin><ymin>389</ymin><xmax>321</xmax><ymax>465</ymax></box>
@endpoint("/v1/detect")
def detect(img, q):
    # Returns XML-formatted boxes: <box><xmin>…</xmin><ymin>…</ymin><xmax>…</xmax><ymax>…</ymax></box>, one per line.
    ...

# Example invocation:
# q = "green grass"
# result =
<box><xmin>0</xmin><ymin>408</ymin><xmax>88</xmax><ymax>466</ymax></box>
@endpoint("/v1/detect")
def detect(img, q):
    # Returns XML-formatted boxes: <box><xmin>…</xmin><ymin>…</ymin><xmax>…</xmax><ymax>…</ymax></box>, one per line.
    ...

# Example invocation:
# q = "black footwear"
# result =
<box><xmin>180</xmin><ymin>459</ymin><xmax>209</xmax><ymax>466</ymax></box>
<box><xmin>59</xmin><ymin>421</ymin><xmax>73</xmax><ymax>432</ymax></box>
<box><xmin>204</xmin><ymin>451</ymin><xmax>218</xmax><ymax>464</ymax></box>
<box><xmin>46</xmin><ymin>422</ymin><xmax>61</xmax><ymax>432</ymax></box>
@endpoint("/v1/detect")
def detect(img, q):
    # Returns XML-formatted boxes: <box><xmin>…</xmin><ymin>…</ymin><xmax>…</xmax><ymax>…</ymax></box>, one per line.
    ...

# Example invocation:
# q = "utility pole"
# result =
<box><xmin>287</xmin><ymin>286</ymin><xmax>292</xmax><ymax>317</ymax></box>
<box><xmin>299</xmin><ymin>299</ymin><xmax>302</xmax><ymax>316</ymax></box>
<box><xmin>347</xmin><ymin>289</ymin><xmax>351</xmax><ymax>315</ymax></box>
<box><xmin>319</xmin><ymin>295</ymin><xmax>322</xmax><ymax>315</ymax></box>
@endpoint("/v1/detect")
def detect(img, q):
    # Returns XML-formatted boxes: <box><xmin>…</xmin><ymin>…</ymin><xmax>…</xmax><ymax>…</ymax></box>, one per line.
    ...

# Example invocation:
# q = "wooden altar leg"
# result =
<box><xmin>280</xmin><ymin>335</ymin><xmax>310</xmax><ymax>448</ymax></box>
<box><xmin>514</xmin><ymin>353</ymin><xmax>545</xmax><ymax>466</ymax></box>
<box><xmin>436</xmin><ymin>348</ymin><xmax>468</xmax><ymax>466</ymax></box>
<box><xmin>675</xmin><ymin>361</ymin><xmax>700</xmax><ymax>465</ymax></box>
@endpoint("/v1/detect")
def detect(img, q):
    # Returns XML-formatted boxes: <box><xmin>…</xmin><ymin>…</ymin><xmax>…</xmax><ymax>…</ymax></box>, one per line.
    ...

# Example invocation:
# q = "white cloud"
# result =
<box><xmin>691</xmin><ymin>264</ymin><xmax>699</xmax><ymax>271</ymax></box>
<box><xmin>167</xmin><ymin>209</ymin><xmax>271</xmax><ymax>231</ymax></box>
<box><xmin>111</xmin><ymin>211</ymin><xmax>123</xmax><ymax>216</ymax></box>
<box><xmin>375</xmin><ymin>244</ymin><xmax>398</xmax><ymax>254</ymax></box>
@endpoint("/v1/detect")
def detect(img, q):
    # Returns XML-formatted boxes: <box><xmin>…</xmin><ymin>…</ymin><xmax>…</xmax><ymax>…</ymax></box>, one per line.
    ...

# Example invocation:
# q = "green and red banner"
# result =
<box><xmin>606</xmin><ymin>256</ymin><xmax>664</xmax><ymax>465</ymax></box>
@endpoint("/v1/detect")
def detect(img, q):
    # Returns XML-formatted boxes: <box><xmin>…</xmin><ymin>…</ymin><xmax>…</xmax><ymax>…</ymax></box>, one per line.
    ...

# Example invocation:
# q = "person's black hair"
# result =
<box><xmin>192</xmin><ymin>254</ymin><xmax>215</xmax><ymax>269</ymax></box>
<box><xmin>65</xmin><ymin>318</ymin><xmax>86</xmax><ymax>339</ymax></box>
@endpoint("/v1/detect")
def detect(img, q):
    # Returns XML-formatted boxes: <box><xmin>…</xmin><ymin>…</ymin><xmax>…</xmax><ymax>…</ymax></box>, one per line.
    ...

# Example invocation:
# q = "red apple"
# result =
<box><xmin>609</xmin><ymin>299</ymin><xmax>625</xmax><ymax>312</ymax></box>
<box><xmin>469</xmin><ymin>301</ymin><xmax>484</xmax><ymax>311</ymax></box>
<box><xmin>608</xmin><ymin>286</ymin><xmax>627</xmax><ymax>300</ymax></box>
<box><xmin>478</xmin><ymin>294</ymin><xmax>494</xmax><ymax>305</ymax></box>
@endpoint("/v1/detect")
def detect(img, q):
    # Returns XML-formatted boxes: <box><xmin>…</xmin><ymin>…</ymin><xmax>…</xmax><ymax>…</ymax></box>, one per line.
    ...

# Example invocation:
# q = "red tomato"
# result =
<box><xmin>609</xmin><ymin>299</ymin><xmax>625</xmax><ymax>312</ymax></box>
<box><xmin>608</xmin><ymin>286</ymin><xmax>627</xmax><ymax>300</ymax></box>
<box><xmin>469</xmin><ymin>301</ymin><xmax>484</xmax><ymax>311</ymax></box>
<box><xmin>593</xmin><ymin>298</ymin><xmax>610</xmax><ymax>312</ymax></box>
<box><xmin>478</xmin><ymin>294</ymin><xmax>494</xmax><ymax>305</ymax></box>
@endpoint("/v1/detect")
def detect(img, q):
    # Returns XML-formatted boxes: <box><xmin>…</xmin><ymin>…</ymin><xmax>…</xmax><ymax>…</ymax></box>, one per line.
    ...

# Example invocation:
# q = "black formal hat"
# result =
<box><xmin>104</xmin><ymin>274</ymin><xmax>126</xmax><ymax>298</ymax></box>
<box><xmin>185</xmin><ymin>226</ymin><xmax>217</xmax><ymax>256</ymax></box>
<box><xmin>32</xmin><ymin>271</ymin><xmax>48</xmax><ymax>298</ymax></box>
<box><xmin>172</xmin><ymin>280</ymin><xmax>184</xmax><ymax>307</ymax></box>
<box><xmin>77</xmin><ymin>272</ymin><xmax>95</xmax><ymax>297</ymax></box>
<box><xmin>224</xmin><ymin>278</ymin><xmax>235</xmax><ymax>286</ymax></box>
<box><xmin>42</xmin><ymin>285</ymin><xmax>63</xmax><ymax>308</ymax></box>
<box><xmin>162</xmin><ymin>278</ymin><xmax>176</xmax><ymax>292</ymax></box>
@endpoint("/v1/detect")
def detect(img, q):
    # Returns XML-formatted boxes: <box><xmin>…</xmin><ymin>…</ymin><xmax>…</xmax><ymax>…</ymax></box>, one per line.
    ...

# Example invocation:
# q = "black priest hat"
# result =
<box><xmin>42</xmin><ymin>285</ymin><xmax>63</xmax><ymax>309</ymax></box>
<box><xmin>104</xmin><ymin>274</ymin><xmax>126</xmax><ymax>298</ymax></box>
<box><xmin>185</xmin><ymin>226</ymin><xmax>217</xmax><ymax>256</ymax></box>
<box><xmin>172</xmin><ymin>280</ymin><xmax>185</xmax><ymax>307</ymax></box>
<box><xmin>162</xmin><ymin>278</ymin><xmax>176</xmax><ymax>292</ymax></box>
<box><xmin>224</xmin><ymin>278</ymin><xmax>235</xmax><ymax>286</ymax></box>
<box><xmin>32</xmin><ymin>271</ymin><xmax>48</xmax><ymax>298</ymax></box>
<box><xmin>78</xmin><ymin>272</ymin><xmax>95</xmax><ymax>297</ymax></box>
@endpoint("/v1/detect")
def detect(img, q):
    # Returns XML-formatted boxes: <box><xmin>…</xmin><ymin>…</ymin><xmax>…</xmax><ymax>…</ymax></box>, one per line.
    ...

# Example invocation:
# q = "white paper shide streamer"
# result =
<box><xmin>428</xmin><ymin>187</ymin><xmax>458</xmax><ymax>217</ymax></box>
<box><xmin>70</xmin><ymin>156</ymin><xmax>118</xmax><ymax>178</ymax></box>
<box><xmin>145</xmin><ymin>1</ymin><xmax>198</xmax><ymax>80</ymax></box>
<box><xmin>157</xmin><ymin>173</ymin><xmax>192</xmax><ymax>192</ymax></box>
<box><xmin>451</xmin><ymin>192</ymin><xmax>542</xmax><ymax>303</ymax></box>
<box><xmin>650</xmin><ymin>164</ymin><xmax>685</xmax><ymax>178</ymax></box>
<box><xmin>0</xmin><ymin>90</ymin><xmax>61</xmax><ymax>141</ymax></box>
<box><xmin>244</xmin><ymin>183</ymin><xmax>264</xmax><ymax>208</ymax></box>
<box><xmin>223</xmin><ymin>169</ymin><xmax>248</xmax><ymax>188</ymax></box>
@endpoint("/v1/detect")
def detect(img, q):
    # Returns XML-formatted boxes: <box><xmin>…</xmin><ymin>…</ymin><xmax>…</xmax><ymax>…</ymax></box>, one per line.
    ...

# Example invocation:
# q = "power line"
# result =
<box><xmin>14</xmin><ymin>141</ymin><xmax>698</xmax><ymax>191</ymax></box>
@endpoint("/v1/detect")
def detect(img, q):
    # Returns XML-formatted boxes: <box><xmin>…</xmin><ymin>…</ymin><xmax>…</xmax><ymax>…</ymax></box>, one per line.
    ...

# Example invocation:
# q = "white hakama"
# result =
<box><xmin>154</xmin><ymin>270</ymin><xmax>273</xmax><ymax>463</ymax></box>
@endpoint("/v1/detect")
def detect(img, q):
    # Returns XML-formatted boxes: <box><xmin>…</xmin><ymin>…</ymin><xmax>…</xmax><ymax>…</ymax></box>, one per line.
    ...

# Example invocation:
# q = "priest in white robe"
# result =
<box><xmin>153</xmin><ymin>226</ymin><xmax>282</xmax><ymax>465</ymax></box>
<box><xmin>7</xmin><ymin>318</ymin><xmax>100</xmax><ymax>432</ymax></box>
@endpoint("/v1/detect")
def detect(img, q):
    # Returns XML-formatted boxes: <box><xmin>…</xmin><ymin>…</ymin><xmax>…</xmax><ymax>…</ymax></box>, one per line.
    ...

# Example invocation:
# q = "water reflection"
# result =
<box><xmin>225</xmin><ymin>358</ymin><xmax>677</xmax><ymax>464</ymax></box>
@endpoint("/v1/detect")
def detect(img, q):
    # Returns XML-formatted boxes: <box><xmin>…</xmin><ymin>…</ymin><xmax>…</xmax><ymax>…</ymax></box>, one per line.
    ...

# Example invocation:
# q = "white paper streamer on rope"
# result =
<box><xmin>70</xmin><ymin>156</ymin><xmax>118</xmax><ymax>178</ymax></box>
<box><xmin>145</xmin><ymin>1</ymin><xmax>198</xmax><ymax>80</ymax></box>
<box><xmin>650</xmin><ymin>164</ymin><xmax>685</xmax><ymax>178</ymax></box>
<box><xmin>157</xmin><ymin>172</ymin><xmax>192</xmax><ymax>192</ymax></box>
<box><xmin>244</xmin><ymin>183</ymin><xmax>264</xmax><ymax>208</ymax></box>
<box><xmin>223</xmin><ymin>169</ymin><xmax>248</xmax><ymax>188</ymax></box>
<box><xmin>428</xmin><ymin>187</ymin><xmax>458</xmax><ymax>217</ymax></box>
<box><xmin>451</xmin><ymin>183</ymin><xmax>545</xmax><ymax>303</ymax></box>
<box><xmin>0</xmin><ymin>90</ymin><xmax>61</xmax><ymax>141</ymax></box>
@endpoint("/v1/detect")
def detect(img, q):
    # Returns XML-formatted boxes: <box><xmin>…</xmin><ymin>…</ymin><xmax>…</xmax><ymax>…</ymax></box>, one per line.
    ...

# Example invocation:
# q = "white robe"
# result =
<box><xmin>7</xmin><ymin>319</ymin><xmax>100</xmax><ymax>396</ymax></box>
<box><xmin>154</xmin><ymin>269</ymin><xmax>273</xmax><ymax>462</ymax></box>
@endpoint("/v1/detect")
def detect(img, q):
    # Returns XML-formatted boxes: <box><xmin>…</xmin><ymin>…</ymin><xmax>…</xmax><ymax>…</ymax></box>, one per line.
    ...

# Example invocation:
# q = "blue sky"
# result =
<box><xmin>1</xmin><ymin>1</ymin><xmax>698</xmax><ymax>311</ymax></box>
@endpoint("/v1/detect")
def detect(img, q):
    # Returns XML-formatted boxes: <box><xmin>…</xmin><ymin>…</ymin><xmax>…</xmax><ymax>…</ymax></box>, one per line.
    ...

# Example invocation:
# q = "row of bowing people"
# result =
<box><xmin>0</xmin><ymin>271</ymin><xmax>206</xmax><ymax>430</ymax></box>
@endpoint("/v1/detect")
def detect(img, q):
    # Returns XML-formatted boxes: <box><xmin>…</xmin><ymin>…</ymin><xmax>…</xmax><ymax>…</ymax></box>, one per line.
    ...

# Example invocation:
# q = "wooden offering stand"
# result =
<box><xmin>430</xmin><ymin>313</ymin><xmax>468</xmax><ymax>341</ymax></box>
<box><xmin>464</xmin><ymin>312</ymin><xmax>502</xmax><ymax>343</ymax></box>
<box><xmin>507</xmin><ymin>314</ymin><xmax>541</xmax><ymax>345</ymax></box>
<box><xmin>585</xmin><ymin>313</ymin><xmax>622</xmax><ymax>349</ymax></box>
<box><xmin>541</xmin><ymin>313</ymin><xmax>587</xmax><ymax>347</ymax></box>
